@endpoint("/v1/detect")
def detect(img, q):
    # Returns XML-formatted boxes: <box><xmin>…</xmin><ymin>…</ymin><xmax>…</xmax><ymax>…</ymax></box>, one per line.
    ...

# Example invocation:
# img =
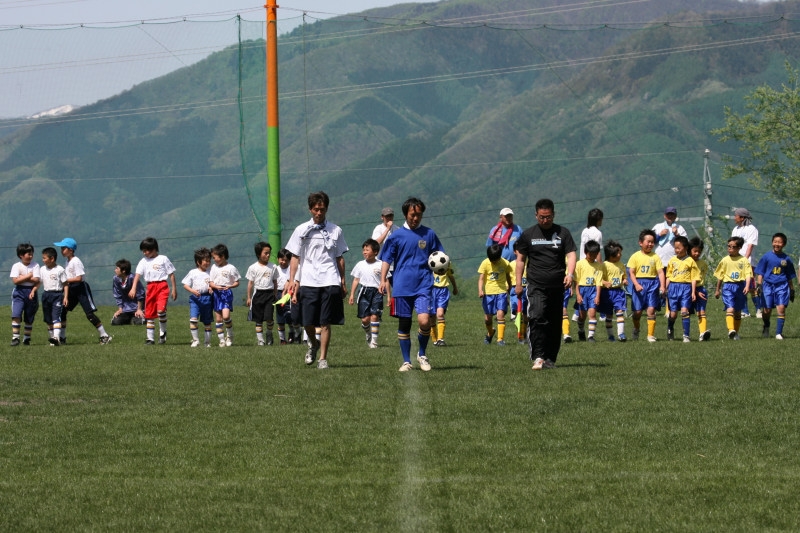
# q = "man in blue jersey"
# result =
<box><xmin>515</xmin><ymin>198</ymin><xmax>577</xmax><ymax>370</ymax></box>
<box><xmin>379</xmin><ymin>197</ymin><xmax>444</xmax><ymax>372</ymax></box>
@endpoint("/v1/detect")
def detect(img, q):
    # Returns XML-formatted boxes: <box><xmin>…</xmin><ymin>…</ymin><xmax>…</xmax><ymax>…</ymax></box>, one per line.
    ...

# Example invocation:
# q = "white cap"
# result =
<box><xmin>499</xmin><ymin>208</ymin><xmax>514</xmax><ymax>216</ymax></box>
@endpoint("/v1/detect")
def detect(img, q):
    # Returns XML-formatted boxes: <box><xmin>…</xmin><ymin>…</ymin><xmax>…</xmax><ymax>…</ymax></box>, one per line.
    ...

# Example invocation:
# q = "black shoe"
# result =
<box><xmin>49</xmin><ymin>337</ymin><xmax>60</xmax><ymax>346</ymax></box>
<box><xmin>578</xmin><ymin>331</ymin><xmax>586</xmax><ymax>341</ymax></box>
<box><xmin>10</xmin><ymin>338</ymin><xmax>20</xmax><ymax>346</ymax></box>
<box><xmin>22</xmin><ymin>338</ymin><xmax>31</xmax><ymax>345</ymax></box>
<box><xmin>60</xmin><ymin>338</ymin><xmax>67</xmax><ymax>345</ymax></box>
<box><xmin>158</xmin><ymin>334</ymin><xmax>167</xmax><ymax>345</ymax></box>
<box><xmin>145</xmin><ymin>340</ymin><xmax>155</xmax><ymax>345</ymax></box>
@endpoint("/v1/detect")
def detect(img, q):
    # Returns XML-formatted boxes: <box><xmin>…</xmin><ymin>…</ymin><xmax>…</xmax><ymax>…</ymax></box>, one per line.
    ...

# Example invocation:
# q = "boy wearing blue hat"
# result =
<box><xmin>54</xmin><ymin>237</ymin><xmax>112</xmax><ymax>345</ymax></box>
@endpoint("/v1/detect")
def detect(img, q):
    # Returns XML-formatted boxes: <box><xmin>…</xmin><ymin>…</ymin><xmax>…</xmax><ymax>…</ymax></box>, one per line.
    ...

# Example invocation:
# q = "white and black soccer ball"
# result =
<box><xmin>427</xmin><ymin>251</ymin><xmax>450</xmax><ymax>276</ymax></box>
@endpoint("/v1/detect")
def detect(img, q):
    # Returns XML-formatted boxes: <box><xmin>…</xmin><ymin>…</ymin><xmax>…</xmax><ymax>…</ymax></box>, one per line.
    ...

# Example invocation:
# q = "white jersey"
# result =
<box><xmin>65</xmin><ymin>256</ymin><xmax>86</xmax><ymax>282</ymax></box>
<box><xmin>276</xmin><ymin>265</ymin><xmax>290</xmax><ymax>291</ymax></box>
<box><xmin>40</xmin><ymin>265</ymin><xmax>67</xmax><ymax>292</ymax></box>
<box><xmin>246</xmin><ymin>261</ymin><xmax>278</xmax><ymax>291</ymax></box>
<box><xmin>286</xmin><ymin>218</ymin><xmax>348</xmax><ymax>288</ymax></box>
<box><xmin>732</xmin><ymin>223</ymin><xmax>758</xmax><ymax>265</ymax></box>
<box><xmin>135</xmin><ymin>254</ymin><xmax>176</xmax><ymax>282</ymax></box>
<box><xmin>10</xmin><ymin>261</ymin><xmax>40</xmax><ymax>287</ymax></box>
<box><xmin>209</xmin><ymin>263</ymin><xmax>241</xmax><ymax>288</ymax></box>
<box><xmin>181</xmin><ymin>268</ymin><xmax>211</xmax><ymax>293</ymax></box>
<box><xmin>579</xmin><ymin>226</ymin><xmax>603</xmax><ymax>261</ymax></box>
<box><xmin>350</xmin><ymin>259</ymin><xmax>382</xmax><ymax>289</ymax></box>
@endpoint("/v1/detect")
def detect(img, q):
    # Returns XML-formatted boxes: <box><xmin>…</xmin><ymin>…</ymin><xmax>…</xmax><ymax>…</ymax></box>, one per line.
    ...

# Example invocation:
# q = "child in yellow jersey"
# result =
<box><xmin>478</xmin><ymin>244</ymin><xmax>513</xmax><ymax>346</ymax></box>
<box><xmin>714</xmin><ymin>236</ymin><xmax>753</xmax><ymax>340</ymax></box>
<box><xmin>627</xmin><ymin>229</ymin><xmax>666</xmax><ymax>342</ymax></box>
<box><xmin>689</xmin><ymin>237</ymin><xmax>711</xmax><ymax>341</ymax></box>
<box><xmin>600</xmin><ymin>240</ymin><xmax>628</xmax><ymax>342</ymax></box>
<box><xmin>665</xmin><ymin>236</ymin><xmax>700</xmax><ymax>342</ymax></box>
<box><xmin>430</xmin><ymin>263</ymin><xmax>458</xmax><ymax>347</ymax></box>
<box><xmin>574</xmin><ymin>240</ymin><xmax>604</xmax><ymax>341</ymax></box>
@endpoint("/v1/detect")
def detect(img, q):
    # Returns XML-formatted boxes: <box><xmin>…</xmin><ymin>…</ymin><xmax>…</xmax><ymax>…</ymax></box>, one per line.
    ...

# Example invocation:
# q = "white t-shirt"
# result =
<box><xmin>350</xmin><ymin>259</ymin><xmax>382</xmax><ymax>288</ymax></box>
<box><xmin>181</xmin><ymin>268</ymin><xmax>211</xmax><ymax>293</ymax></box>
<box><xmin>135</xmin><ymin>254</ymin><xmax>176</xmax><ymax>282</ymax></box>
<box><xmin>246</xmin><ymin>262</ymin><xmax>278</xmax><ymax>291</ymax></box>
<box><xmin>732</xmin><ymin>224</ymin><xmax>759</xmax><ymax>265</ymax></box>
<box><xmin>372</xmin><ymin>222</ymin><xmax>397</xmax><ymax>247</ymax></box>
<box><xmin>40</xmin><ymin>265</ymin><xmax>67</xmax><ymax>292</ymax></box>
<box><xmin>10</xmin><ymin>261</ymin><xmax>40</xmax><ymax>287</ymax></box>
<box><xmin>209</xmin><ymin>263</ymin><xmax>241</xmax><ymax>288</ymax></box>
<box><xmin>65</xmin><ymin>256</ymin><xmax>86</xmax><ymax>281</ymax></box>
<box><xmin>286</xmin><ymin>218</ymin><xmax>349</xmax><ymax>288</ymax></box>
<box><xmin>652</xmin><ymin>221</ymin><xmax>687</xmax><ymax>265</ymax></box>
<box><xmin>579</xmin><ymin>226</ymin><xmax>603</xmax><ymax>261</ymax></box>
<box><xmin>276</xmin><ymin>265</ymin><xmax>290</xmax><ymax>291</ymax></box>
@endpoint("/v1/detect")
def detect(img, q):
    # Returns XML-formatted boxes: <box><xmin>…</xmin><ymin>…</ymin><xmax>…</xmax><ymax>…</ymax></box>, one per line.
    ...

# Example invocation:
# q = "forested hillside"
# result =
<box><xmin>1</xmin><ymin>0</ymin><xmax>799</xmax><ymax>303</ymax></box>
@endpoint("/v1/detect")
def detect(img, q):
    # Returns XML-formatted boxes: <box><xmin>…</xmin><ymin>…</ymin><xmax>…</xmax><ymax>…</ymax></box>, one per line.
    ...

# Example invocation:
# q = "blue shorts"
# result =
<box><xmin>357</xmin><ymin>286</ymin><xmax>383</xmax><ymax>319</ymax></box>
<box><xmin>722</xmin><ymin>281</ymin><xmax>747</xmax><ymax>311</ymax></box>
<box><xmin>190</xmin><ymin>294</ymin><xmax>214</xmax><ymax>324</ymax></box>
<box><xmin>762</xmin><ymin>281</ymin><xmax>790</xmax><ymax>308</ymax></box>
<box><xmin>482</xmin><ymin>293</ymin><xmax>509</xmax><ymax>315</ymax></box>
<box><xmin>432</xmin><ymin>286</ymin><xmax>451</xmax><ymax>312</ymax></box>
<box><xmin>667</xmin><ymin>282</ymin><xmax>693</xmax><ymax>311</ymax></box>
<box><xmin>41</xmin><ymin>291</ymin><xmax>64</xmax><ymax>326</ymax></box>
<box><xmin>562</xmin><ymin>287</ymin><xmax>572</xmax><ymax>309</ymax></box>
<box><xmin>391</xmin><ymin>294</ymin><xmax>432</xmax><ymax>319</ymax></box>
<box><xmin>631</xmin><ymin>278</ymin><xmax>661</xmax><ymax>312</ymax></box>
<box><xmin>692</xmin><ymin>287</ymin><xmax>708</xmax><ymax>313</ymax></box>
<box><xmin>577</xmin><ymin>286</ymin><xmax>598</xmax><ymax>311</ymax></box>
<box><xmin>599</xmin><ymin>287</ymin><xmax>626</xmax><ymax>315</ymax></box>
<box><xmin>11</xmin><ymin>286</ymin><xmax>39</xmax><ymax>323</ymax></box>
<box><xmin>213</xmin><ymin>288</ymin><xmax>234</xmax><ymax>312</ymax></box>
<box><xmin>510</xmin><ymin>288</ymin><xmax>528</xmax><ymax>315</ymax></box>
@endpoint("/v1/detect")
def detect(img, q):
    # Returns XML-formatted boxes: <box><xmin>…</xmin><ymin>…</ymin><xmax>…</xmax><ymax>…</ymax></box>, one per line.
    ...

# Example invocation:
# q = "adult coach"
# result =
<box><xmin>372</xmin><ymin>207</ymin><xmax>397</xmax><ymax>249</ymax></box>
<box><xmin>515</xmin><ymin>198</ymin><xmax>577</xmax><ymax>371</ymax></box>
<box><xmin>732</xmin><ymin>207</ymin><xmax>760</xmax><ymax>316</ymax></box>
<box><xmin>487</xmin><ymin>207</ymin><xmax>523</xmax><ymax>262</ymax></box>
<box><xmin>652</xmin><ymin>206</ymin><xmax>687</xmax><ymax>266</ymax></box>
<box><xmin>286</xmin><ymin>191</ymin><xmax>349</xmax><ymax>369</ymax></box>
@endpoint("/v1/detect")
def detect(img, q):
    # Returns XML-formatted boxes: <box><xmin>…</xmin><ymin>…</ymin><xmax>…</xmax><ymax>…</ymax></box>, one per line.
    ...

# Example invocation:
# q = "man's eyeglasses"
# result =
<box><xmin>537</xmin><ymin>214</ymin><xmax>554</xmax><ymax>221</ymax></box>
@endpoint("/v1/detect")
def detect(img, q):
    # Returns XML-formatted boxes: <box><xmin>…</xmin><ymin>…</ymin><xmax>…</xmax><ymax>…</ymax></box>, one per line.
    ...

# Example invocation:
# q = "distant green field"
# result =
<box><xmin>1</xmin><ymin>301</ymin><xmax>799</xmax><ymax>531</ymax></box>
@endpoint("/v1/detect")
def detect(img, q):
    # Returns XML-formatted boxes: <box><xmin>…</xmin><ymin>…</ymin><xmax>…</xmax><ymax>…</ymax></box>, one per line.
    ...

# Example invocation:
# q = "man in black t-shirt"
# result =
<box><xmin>515</xmin><ymin>199</ymin><xmax>577</xmax><ymax>370</ymax></box>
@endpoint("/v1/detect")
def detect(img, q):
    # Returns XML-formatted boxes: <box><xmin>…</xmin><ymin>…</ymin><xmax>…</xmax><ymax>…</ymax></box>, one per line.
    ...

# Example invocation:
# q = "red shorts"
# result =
<box><xmin>145</xmin><ymin>281</ymin><xmax>169</xmax><ymax>319</ymax></box>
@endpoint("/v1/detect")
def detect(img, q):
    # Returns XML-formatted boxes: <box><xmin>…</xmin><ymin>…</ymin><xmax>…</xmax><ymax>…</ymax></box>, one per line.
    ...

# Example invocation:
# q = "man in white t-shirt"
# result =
<box><xmin>731</xmin><ymin>207</ymin><xmax>760</xmax><ymax>316</ymax></box>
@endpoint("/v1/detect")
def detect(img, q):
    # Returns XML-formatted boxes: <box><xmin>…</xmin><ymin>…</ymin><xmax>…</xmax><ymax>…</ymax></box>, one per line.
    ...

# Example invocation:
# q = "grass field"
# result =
<box><xmin>2</xmin><ymin>300</ymin><xmax>799</xmax><ymax>531</ymax></box>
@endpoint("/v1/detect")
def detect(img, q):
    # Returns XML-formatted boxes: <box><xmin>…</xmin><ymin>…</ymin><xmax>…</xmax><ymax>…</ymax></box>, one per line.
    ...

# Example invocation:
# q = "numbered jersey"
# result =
<box><xmin>603</xmin><ymin>260</ymin><xmax>627</xmax><ymax>289</ymax></box>
<box><xmin>575</xmin><ymin>258</ymin><xmax>603</xmax><ymax>288</ymax></box>
<box><xmin>714</xmin><ymin>255</ymin><xmax>754</xmax><ymax>283</ymax></box>
<box><xmin>627</xmin><ymin>250</ymin><xmax>663</xmax><ymax>279</ymax></box>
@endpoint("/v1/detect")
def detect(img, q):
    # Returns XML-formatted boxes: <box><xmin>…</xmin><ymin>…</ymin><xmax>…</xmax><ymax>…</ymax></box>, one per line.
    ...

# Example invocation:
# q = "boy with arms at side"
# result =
<box><xmin>755</xmin><ymin>233</ymin><xmax>796</xmax><ymax>340</ymax></box>
<box><xmin>129</xmin><ymin>237</ymin><xmax>177</xmax><ymax>345</ymax></box>
<box><xmin>430</xmin><ymin>259</ymin><xmax>458</xmax><ymax>347</ymax></box>
<box><xmin>112</xmin><ymin>259</ymin><xmax>145</xmax><ymax>326</ymax></box>
<box><xmin>574</xmin><ymin>240</ymin><xmax>604</xmax><ymax>342</ymax></box>
<box><xmin>714</xmin><ymin>236</ymin><xmax>753</xmax><ymax>340</ymax></box>
<box><xmin>209</xmin><ymin>243</ymin><xmax>241</xmax><ymax>347</ymax></box>
<box><xmin>349</xmin><ymin>239</ymin><xmax>384</xmax><ymax>348</ymax></box>
<box><xmin>627</xmin><ymin>229</ymin><xmax>666</xmax><ymax>342</ymax></box>
<box><xmin>478</xmin><ymin>243</ymin><xmax>513</xmax><ymax>346</ymax></box>
<box><xmin>182</xmin><ymin>247</ymin><xmax>214</xmax><ymax>347</ymax></box>
<box><xmin>379</xmin><ymin>197</ymin><xmax>443</xmax><ymax>372</ymax></box>
<box><xmin>10</xmin><ymin>243</ymin><xmax>40</xmax><ymax>346</ymax></box>
<box><xmin>665</xmin><ymin>236</ymin><xmax>700</xmax><ymax>342</ymax></box>
<box><xmin>600</xmin><ymin>240</ymin><xmax>628</xmax><ymax>342</ymax></box>
<box><xmin>40</xmin><ymin>247</ymin><xmax>68</xmax><ymax>346</ymax></box>
<box><xmin>54</xmin><ymin>237</ymin><xmax>112</xmax><ymax>345</ymax></box>
<box><xmin>246</xmin><ymin>242</ymin><xmax>279</xmax><ymax>346</ymax></box>
<box><xmin>688</xmin><ymin>237</ymin><xmax>712</xmax><ymax>341</ymax></box>
<box><xmin>274</xmin><ymin>248</ymin><xmax>293</xmax><ymax>344</ymax></box>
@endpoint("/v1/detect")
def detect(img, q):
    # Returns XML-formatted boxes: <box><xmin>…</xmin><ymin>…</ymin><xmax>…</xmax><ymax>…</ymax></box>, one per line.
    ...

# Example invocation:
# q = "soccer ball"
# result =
<box><xmin>428</xmin><ymin>251</ymin><xmax>450</xmax><ymax>275</ymax></box>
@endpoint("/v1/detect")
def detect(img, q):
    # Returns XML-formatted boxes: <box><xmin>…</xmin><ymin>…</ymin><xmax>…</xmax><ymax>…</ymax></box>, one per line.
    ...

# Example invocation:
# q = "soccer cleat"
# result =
<box><xmin>728</xmin><ymin>330</ymin><xmax>737</xmax><ymax>340</ymax></box>
<box><xmin>578</xmin><ymin>331</ymin><xmax>586</xmax><ymax>341</ymax></box>
<box><xmin>10</xmin><ymin>338</ymin><xmax>20</xmax><ymax>347</ymax></box>
<box><xmin>632</xmin><ymin>329</ymin><xmax>640</xmax><ymax>341</ymax></box>
<box><xmin>49</xmin><ymin>337</ymin><xmax>60</xmax><ymax>346</ymax></box>
<box><xmin>317</xmin><ymin>359</ymin><xmax>329</xmax><ymax>370</ymax></box>
<box><xmin>145</xmin><ymin>340</ymin><xmax>155</xmax><ymax>345</ymax></box>
<box><xmin>563</xmin><ymin>335</ymin><xmax>573</xmax><ymax>343</ymax></box>
<box><xmin>99</xmin><ymin>335</ymin><xmax>112</xmax><ymax>345</ymax></box>
<box><xmin>608</xmin><ymin>335</ymin><xmax>616</xmax><ymax>342</ymax></box>
<box><xmin>305</xmin><ymin>343</ymin><xmax>318</xmax><ymax>365</ymax></box>
<box><xmin>543</xmin><ymin>359</ymin><xmax>556</xmax><ymax>369</ymax></box>
<box><xmin>701</xmin><ymin>330</ymin><xmax>711</xmax><ymax>342</ymax></box>
<box><xmin>762</xmin><ymin>326</ymin><xmax>770</xmax><ymax>338</ymax></box>
<box><xmin>59</xmin><ymin>338</ymin><xmax>66</xmax><ymax>345</ymax></box>
<box><xmin>683</xmin><ymin>335</ymin><xmax>691</xmax><ymax>343</ymax></box>
<box><xmin>205</xmin><ymin>342</ymin><xmax>211</xmax><ymax>348</ymax></box>
<box><xmin>733</xmin><ymin>333</ymin><xmax>741</xmax><ymax>341</ymax></box>
<box><xmin>219</xmin><ymin>339</ymin><xmax>227</xmax><ymax>348</ymax></box>
<box><xmin>741</xmin><ymin>312</ymin><xmax>751</xmax><ymax>318</ymax></box>
<box><xmin>225</xmin><ymin>338</ymin><xmax>232</xmax><ymax>347</ymax></box>
<box><xmin>280</xmin><ymin>340</ymin><xmax>287</xmax><ymax>345</ymax></box>
<box><xmin>756</xmin><ymin>310</ymin><xmax>763</xmax><ymax>319</ymax></box>
<box><xmin>776</xmin><ymin>334</ymin><xmax>784</xmax><ymax>340</ymax></box>
<box><xmin>417</xmin><ymin>354</ymin><xmax>431</xmax><ymax>371</ymax></box>
<box><xmin>22</xmin><ymin>338</ymin><xmax>31</xmax><ymax>346</ymax></box>
<box><xmin>258</xmin><ymin>340</ymin><xmax>266</xmax><ymax>346</ymax></box>
<box><xmin>587</xmin><ymin>336</ymin><xmax>595</xmax><ymax>343</ymax></box>
<box><xmin>647</xmin><ymin>336</ymin><xmax>657</xmax><ymax>343</ymax></box>
<box><xmin>532</xmin><ymin>357</ymin><xmax>545</xmax><ymax>370</ymax></box>
<box><xmin>497</xmin><ymin>340</ymin><xmax>506</xmax><ymax>346</ymax></box>
<box><xmin>158</xmin><ymin>334</ymin><xmax>166</xmax><ymax>345</ymax></box>
<box><xmin>618</xmin><ymin>333</ymin><xmax>627</xmax><ymax>342</ymax></box>
<box><xmin>190</xmin><ymin>340</ymin><xmax>201</xmax><ymax>348</ymax></box>
<box><xmin>368</xmin><ymin>341</ymin><xmax>379</xmax><ymax>349</ymax></box>
<box><xmin>667</xmin><ymin>330</ymin><xmax>674</xmax><ymax>341</ymax></box>
<box><xmin>266</xmin><ymin>334</ymin><xmax>274</xmax><ymax>346</ymax></box>
<box><xmin>399</xmin><ymin>362</ymin><xmax>413</xmax><ymax>372</ymax></box>
<box><xmin>483</xmin><ymin>334</ymin><xmax>492</xmax><ymax>345</ymax></box>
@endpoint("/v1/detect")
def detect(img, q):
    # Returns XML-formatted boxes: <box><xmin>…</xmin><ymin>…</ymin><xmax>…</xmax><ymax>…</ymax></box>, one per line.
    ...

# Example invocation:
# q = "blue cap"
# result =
<box><xmin>54</xmin><ymin>237</ymin><xmax>77</xmax><ymax>251</ymax></box>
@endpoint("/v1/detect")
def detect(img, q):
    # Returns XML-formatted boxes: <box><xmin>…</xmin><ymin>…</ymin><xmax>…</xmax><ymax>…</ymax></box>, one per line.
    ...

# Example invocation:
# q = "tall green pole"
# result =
<box><xmin>266</xmin><ymin>0</ymin><xmax>282</xmax><ymax>253</ymax></box>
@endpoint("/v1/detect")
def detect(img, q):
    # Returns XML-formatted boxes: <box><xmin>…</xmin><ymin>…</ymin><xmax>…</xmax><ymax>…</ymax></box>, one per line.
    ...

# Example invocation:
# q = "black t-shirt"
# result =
<box><xmin>517</xmin><ymin>223</ymin><xmax>577</xmax><ymax>287</ymax></box>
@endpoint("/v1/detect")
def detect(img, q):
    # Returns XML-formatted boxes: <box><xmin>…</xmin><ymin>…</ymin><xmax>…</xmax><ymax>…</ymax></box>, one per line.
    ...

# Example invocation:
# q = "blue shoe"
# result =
<box><xmin>618</xmin><ymin>333</ymin><xmax>627</xmax><ymax>342</ymax></box>
<box><xmin>608</xmin><ymin>335</ymin><xmax>616</xmax><ymax>342</ymax></box>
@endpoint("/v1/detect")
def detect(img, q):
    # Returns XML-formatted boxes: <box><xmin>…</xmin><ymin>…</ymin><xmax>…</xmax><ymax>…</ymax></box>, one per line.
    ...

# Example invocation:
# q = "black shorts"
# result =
<box><xmin>356</xmin><ymin>286</ymin><xmax>383</xmax><ymax>319</ymax></box>
<box><xmin>62</xmin><ymin>281</ymin><xmax>97</xmax><ymax>318</ymax></box>
<box><xmin>250</xmin><ymin>289</ymin><xmax>276</xmax><ymax>323</ymax></box>
<box><xmin>297</xmin><ymin>285</ymin><xmax>345</xmax><ymax>327</ymax></box>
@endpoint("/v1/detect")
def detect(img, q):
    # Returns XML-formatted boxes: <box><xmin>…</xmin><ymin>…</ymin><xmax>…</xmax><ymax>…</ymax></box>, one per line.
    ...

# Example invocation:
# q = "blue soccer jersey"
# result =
<box><xmin>755</xmin><ymin>251</ymin><xmax>797</xmax><ymax>285</ymax></box>
<box><xmin>378</xmin><ymin>225</ymin><xmax>443</xmax><ymax>298</ymax></box>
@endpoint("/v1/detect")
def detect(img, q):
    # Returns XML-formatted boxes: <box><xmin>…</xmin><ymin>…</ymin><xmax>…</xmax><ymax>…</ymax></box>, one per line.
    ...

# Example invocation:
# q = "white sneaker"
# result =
<box><xmin>225</xmin><ymin>337</ymin><xmax>232</xmax><ymax>347</ymax></box>
<box><xmin>368</xmin><ymin>341</ymin><xmax>378</xmax><ymax>349</ymax></box>
<box><xmin>647</xmin><ymin>336</ymin><xmax>657</xmax><ymax>343</ymax></box>
<box><xmin>205</xmin><ymin>342</ymin><xmax>211</xmax><ymax>348</ymax></box>
<box><xmin>417</xmin><ymin>354</ymin><xmax>431</xmax><ymax>372</ymax></box>
<box><xmin>776</xmin><ymin>333</ymin><xmax>784</xmax><ymax>340</ymax></box>
<box><xmin>532</xmin><ymin>357</ymin><xmax>545</xmax><ymax>371</ymax></box>
<box><xmin>683</xmin><ymin>335</ymin><xmax>690</xmax><ymax>343</ymax></box>
<box><xmin>756</xmin><ymin>310</ymin><xmax>763</xmax><ymax>319</ymax></box>
<box><xmin>190</xmin><ymin>340</ymin><xmax>200</xmax><ymax>348</ymax></box>
<box><xmin>728</xmin><ymin>330</ymin><xmax>737</xmax><ymax>340</ymax></box>
<box><xmin>219</xmin><ymin>339</ymin><xmax>226</xmax><ymax>348</ymax></box>
<box><xmin>399</xmin><ymin>362</ymin><xmax>413</xmax><ymax>372</ymax></box>
<box><xmin>317</xmin><ymin>359</ymin><xmax>328</xmax><ymax>369</ymax></box>
<box><xmin>571</xmin><ymin>311</ymin><xmax>579</xmax><ymax>322</ymax></box>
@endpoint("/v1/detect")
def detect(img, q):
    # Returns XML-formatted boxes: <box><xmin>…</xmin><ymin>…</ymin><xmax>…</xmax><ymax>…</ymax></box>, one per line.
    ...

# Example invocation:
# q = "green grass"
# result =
<box><xmin>1</xmin><ymin>301</ymin><xmax>799</xmax><ymax>531</ymax></box>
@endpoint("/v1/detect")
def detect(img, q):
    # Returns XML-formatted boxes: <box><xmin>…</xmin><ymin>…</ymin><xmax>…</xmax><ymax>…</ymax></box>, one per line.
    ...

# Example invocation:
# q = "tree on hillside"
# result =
<box><xmin>712</xmin><ymin>62</ymin><xmax>800</xmax><ymax>214</ymax></box>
